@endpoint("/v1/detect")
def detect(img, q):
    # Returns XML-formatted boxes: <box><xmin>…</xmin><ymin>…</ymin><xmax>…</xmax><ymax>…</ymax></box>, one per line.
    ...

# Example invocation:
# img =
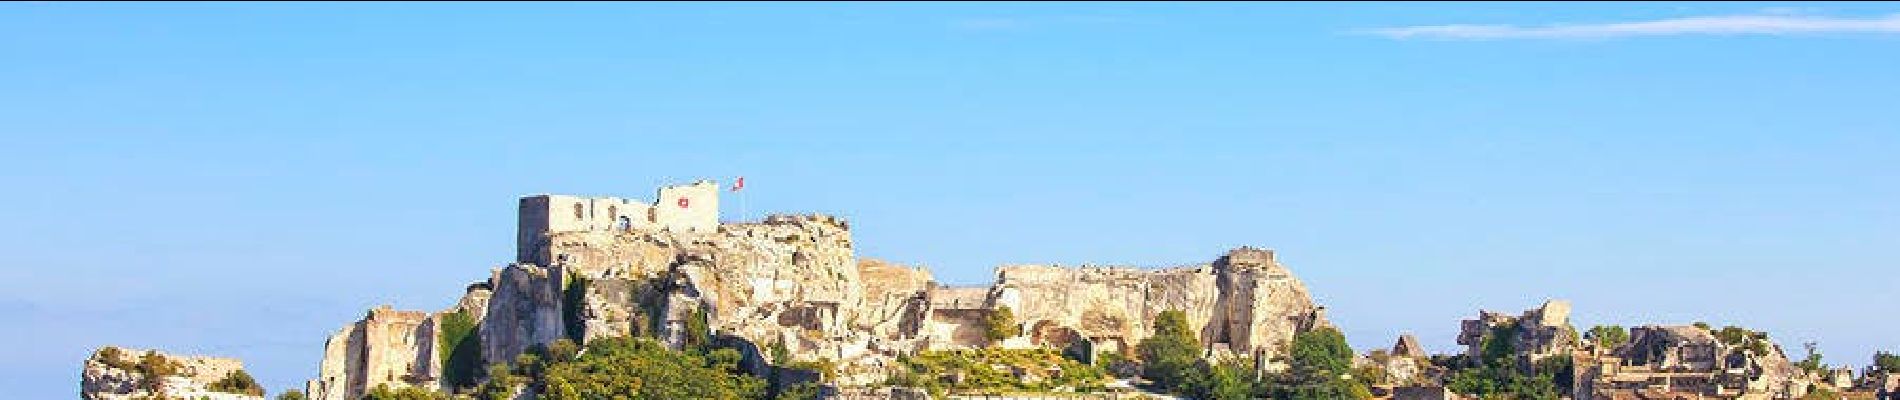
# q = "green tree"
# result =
<box><xmin>1195</xmin><ymin>357</ymin><xmax>1257</xmax><ymax>400</ymax></box>
<box><xmin>1444</xmin><ymin>323</ymin><xmax>1563</xmax><ymax>400</ymax></box>
<box><xmin>274</xmin><ymin>389</ymin><xmax>307</xmax><ymax>400</ymax></box>
<box><xmin>1136</xmin><ymin>310</ymin><xmax>1202</xmax><ymax>393</ymax></box>
<box><xmin>1279</xmin><ymin>327</ymin><xmax>1371</xmax><ymax>400</ymax></box>
<box><xmin>545</xmin><ymin>338</ymin><xmax>581</xmax><ymax>364</ymax></box>
<box><xmin>208</xmin><ymin>369</ymin><xmax>265</xmax><ymax>396</ymax></box>
<box><xmin>1797</xmin><ymin>342</ymin><xmax>1827</xmax><ymax>374</ymax></box>
<box><xmin>684</xmin><ymin>307</ymin><xmax>711</xmax><ymax>349</ymax></box>
<box><xmin>983</xmin><ymin>306</ymin><xmax>1021</xmax><ymax>345</ymax></box>
<box><xmin>437</xmin><ymin>308</ymin><xmax>484</xmax><ymax>389</ymax></box>
<box><xmin>1585</xmin><ymin>325</ymin><xmax>1629</xmax><ymax>349</ymax></box>
<box><xmin>475</xmin><ymin>362</ymin><xmax>522</xmax><ymax>400</ymax></box>
<box><xmin>1873</xmin><ymin>351</ymin><xmax>1900</xmax><ymax>373</ymax></box>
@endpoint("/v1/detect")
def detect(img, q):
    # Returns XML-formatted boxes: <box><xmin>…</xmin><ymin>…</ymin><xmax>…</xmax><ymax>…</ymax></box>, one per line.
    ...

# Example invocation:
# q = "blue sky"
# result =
<box><xmin>4</xmin><ymin>2</ymin><xmax>1898</xmax><ymax>397</ymax></box>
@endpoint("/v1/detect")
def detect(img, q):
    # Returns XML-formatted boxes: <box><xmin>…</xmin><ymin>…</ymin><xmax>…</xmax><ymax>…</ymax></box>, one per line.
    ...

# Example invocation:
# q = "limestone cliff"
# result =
<box><xmin>302</xmin><ymin>186</ymin><xmax>1340</xmax><ymax>394</ymax></box>
<box><xmin>308</xmin><ymin>284</ymin><xmax>489</xmax><ymax>400</ymax></box>
<box><xmin>985</xmin><ymin>247</ymin><xmax>1329</xmax><ymax>366</ymax></box>
<box><xmin>81</xmin><ymin>346</ymin><xmax>263</xmax><ymax>400</ymax></box>
<box><xmin>1456</xmin><ymin>300</ymin><xmax>1578</xmax><ymax>366</ymax></box>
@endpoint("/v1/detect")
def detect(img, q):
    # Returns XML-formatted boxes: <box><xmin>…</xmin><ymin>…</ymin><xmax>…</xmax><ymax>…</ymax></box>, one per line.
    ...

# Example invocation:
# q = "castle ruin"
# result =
<box><xmin>306</xmin><ymin>179</ymin><xmax>1337</xmax><ymax>396</ymax></box>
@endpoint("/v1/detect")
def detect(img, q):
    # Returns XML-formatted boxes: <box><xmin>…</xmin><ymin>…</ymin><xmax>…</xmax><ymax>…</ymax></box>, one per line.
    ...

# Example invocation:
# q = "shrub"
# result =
<box><xmin>1874</xmin><ymin>351</ymin><xmax>1900</xmax><ymax>374</ymax></box>
<box><xmin>1585</xmin><ymin>325</ymin><xmax>1629</xmax><ymax>349</ymax></box>
<box><xmin>537</xmin><ymin>336</ymin><xmax>766</xmax><ymax>400</ymax></box>
<box><xmin>892</xmin><ymin>347</ymin><xmax>1109</xmax><ymax>395</ymax></box>
<box><xmin>361</xmin><ymin>384</ymin><xmax>451</xmax><ymax>400</ymax></box>
<box><xmin>983</xmin><ymin>306</ymin><xmax>1021</xmax><ymax>345</ymax></box>
<box><xmin>1137</xmin><ymin>310</ymin><xmax>1202</xmax><ymax>393</ymax></box>
<box><xmin>208</xmin><ymin>369</ymin><xmax>265</xmax><ymax>396</ymax></box>
<box><xmin>437</xmin><ymin>309</ymin><xmax>483</xmax><ymax>389</ymax></box>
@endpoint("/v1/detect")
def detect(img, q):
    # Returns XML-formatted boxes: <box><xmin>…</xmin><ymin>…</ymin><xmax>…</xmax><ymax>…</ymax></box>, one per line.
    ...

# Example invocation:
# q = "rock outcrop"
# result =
<box><xmin>308</xmin><ymin>306</ymin><xmax>436</xmax><ymax>400</ymax></box>
<box><xmin>983</xmin><ymin>247</ymin><xmax>1329</xmax><ymax>367</ymax></box>
<box><xmin>1456</xmin><ymin>300</ymin><xmax>1577</xmax><ymax>366</ymax></box>
<box><xmin>469</xmin><ymin>213</ymin><xmax>1335</xmax><ymax>389</ymax></box>
<box><xmin>301</xmin><ymin>185</ymin><xmax>1340</xmax><ymax>394</ymax></box>
<box><xmin>308</xmin><ymin>284</ymin><xmax>489</xmax><ymax>400</ymax></box>
<box><xmin>82</xmin><ymin>346</ymin><xmax>263</xmax><ymax>400</ymax></box>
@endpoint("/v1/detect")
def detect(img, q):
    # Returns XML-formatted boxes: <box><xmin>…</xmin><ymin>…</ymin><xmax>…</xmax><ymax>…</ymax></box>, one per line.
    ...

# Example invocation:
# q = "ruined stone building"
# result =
<box><xmin>1571</xmin><ymin>325</ymin><xmax>1811</xmax><ymax>400</ymax></box>
<box><xmin>305</xmin><ymin>179</ymin><xmax>1340</xmax><ymax>395</ymax></box>
<box><xmin>1456</xmin><ymin>300</ymin><xmax>1578</xmax><ymax>368</ymax></box>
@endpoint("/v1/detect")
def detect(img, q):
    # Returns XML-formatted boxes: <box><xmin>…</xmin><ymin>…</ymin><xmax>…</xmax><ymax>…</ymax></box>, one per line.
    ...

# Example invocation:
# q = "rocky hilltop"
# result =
<box><xmin>82</xmin><ymin>180</ymin><xmax>1890</xmax><ymax>399</ymax></box>
<box><xmin>81</xmin><ymin>347</ymin><xmax>264</xmax><ymax>400</ymax></box>
<box><xmin>295</xmin><ymin>183</ymin><xmax>1336</xmax><ymax>398</ymax></box>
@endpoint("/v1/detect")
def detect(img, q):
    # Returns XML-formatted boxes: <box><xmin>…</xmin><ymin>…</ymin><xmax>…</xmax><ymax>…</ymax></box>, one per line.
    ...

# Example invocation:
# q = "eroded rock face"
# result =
<box><xmin>327</xmin><ymin>196</ymin><xmax>1337</xmax><ymax>394</ymax></box>
<box><xmin>308</xmin><ymin>284</ymin><xmax>490</xmax><ymax>400</ymax></box>
<box><xmin>82</xmin><ymin>347</ymin><xmax>262</xmax><ymax>400</ymax></box>
<box><xmin>307</xmin><ymin>306</ymin><xmax>438</xmax><ymax>400</ymax></box>
<box><xmin>475</xmin><ymin>212</ymin><xmax>1338</xmax><ymax>388</ymax></box>
<box><xmin>1456</xmin><ymin>300</ymin><xmax>1577</xmax><ymax>366</ymax></box>
<box><xmin>479</xmin><ymin>264</ymin><xmax>570</xmax><ymax>367</ymax></box>
<box><xmin>985</xmin><ymin>247</ymin><xmax>1330</xmax><ymax>365</ymax></box>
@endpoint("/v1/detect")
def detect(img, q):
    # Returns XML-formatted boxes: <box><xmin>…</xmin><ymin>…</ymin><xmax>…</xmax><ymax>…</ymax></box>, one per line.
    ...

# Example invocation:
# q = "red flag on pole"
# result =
<box><xmin>732</xmin><ymin>176</ymin><xmax>744</xmax><ymax>192</ymax></box>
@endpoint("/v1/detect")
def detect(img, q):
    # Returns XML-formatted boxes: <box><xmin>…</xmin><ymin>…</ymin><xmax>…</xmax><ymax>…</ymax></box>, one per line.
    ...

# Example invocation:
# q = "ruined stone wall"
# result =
<box><xmin>1574</xmin><ymin>324</ymin><xmax>1811</xmax><ymax>400</ymax></box>
<box><xmin>516</xmin><ymin>181</ymin><xmax>721</xmax><ymax>262</ymax></box>
<box><xmin>1456</xmin><ymin>300</ymin><xmax>1576</xmax><ymax>366</ymax></box>
<box><xmin>307</xmin><ymin>306</ymin><xmax>438</xmax><ymax>400</ymax></box>
<box><xmin>982</xmin><ymin>248</ymin><xmax>1328</xmax><ymax>362</ymax></box>
<box><xmin>653</xmin><ymin>180</ymin><xmax>720</xmax><ymax>232</ymax></box>
<box><xmin>993</xmin><ymin>265</ymin><xmax>1220</xmax><ymax>353</ymax></box>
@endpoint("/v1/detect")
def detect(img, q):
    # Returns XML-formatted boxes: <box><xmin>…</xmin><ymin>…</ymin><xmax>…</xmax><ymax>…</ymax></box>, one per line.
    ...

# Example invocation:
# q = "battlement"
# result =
<box><xmin>516</xmin><ymin>180</ymin><xmax>720</xmax><ymax>262</ymax></box>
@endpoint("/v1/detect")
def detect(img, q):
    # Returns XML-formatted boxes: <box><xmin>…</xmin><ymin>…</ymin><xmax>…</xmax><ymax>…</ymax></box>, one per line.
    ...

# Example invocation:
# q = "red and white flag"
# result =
<box><xmin>731</xmin><ymin>176</ymin><xmax>744</xmax><ymax>192</ymax></box>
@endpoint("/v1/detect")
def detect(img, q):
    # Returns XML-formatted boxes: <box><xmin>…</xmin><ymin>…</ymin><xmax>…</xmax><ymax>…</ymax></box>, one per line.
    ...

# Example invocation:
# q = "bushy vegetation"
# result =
<box><xmin>1585</xmin><ymin>325</ymin><xmax>1629</xmax><ymax>349</ymax></box>
<box><xmin>94</xmin><ymin>347</ymin><xmax>135</xmax><ymax>370</ymax></box>
<box><xmin>983</xmin><ymin>306</ymin><xmax>1022</xmax><ymax>345</ymax></box>
<box><xmin>684</xmin><ymin>307</ymin><xmax>711</xmax><ymax>349</ymax></box>
<box><xmin>890</xmin><ymin>347</ymin><xmax>1108</xmax><ymax>395</ymax></box>
<box><xmin>208</xmin><ymin>369</ymin><xmax>265</xmax><ymax>396</ymax></box>
<box><xmin>1873</xmin><ymin>351</ymin><xmax>1900</xmax><ymax>373</ymax></box>
<box><xmin>362</xmin><ymin>383</ymin><xmax>452</xmax><ymax>400</ymax></box>
<box><xmin>1137</xmin><ymin>310</ymin><xmax>1203</xmax><ymax>391</ymax></box>
<box><xmin>1269</xmin><ymin>327</ymin><xmax>1373</xmax><ymax>400</ymax></box>
<box><xmin>437</xmin><ymin>308</ymin><xmax>483</xmax><ymax>389</ymax></box>
<box><xmin>134</xmin><ymin>350</ymin><xmax>183</xmax><ymax>393</ymax></box>
<box><xmin>1711</xmin><ymin>325</ymin><xmax>1773</xmax><ymax>355</ymax></box>
<box><xmin>1443</xmin><ymin>323</ymin><xmax>1566</xmax><ymax>400</ymax></box>
<box><xmin>274</xmin><ymin>389</ymin><xmax>307</xmax><ymax>400</ymax></box>
<box><xmin>468</xmin><ymin>336</ymin><xmax>767</xmax><ymax>400</ymax></box>
<box><xmin>561</xmin><ymin>275</ymin><xmax>590</xmax><ymax>343</ymax></box>
<box><xmin>1131</xmin><ymin>310</ymin><xmax>1369</xmax><ymax>400</ymax></box>
<box><xmin>1796</xmin><ymin>341</ymin><xmax>1828</xmax><ymax>374</ymax></box>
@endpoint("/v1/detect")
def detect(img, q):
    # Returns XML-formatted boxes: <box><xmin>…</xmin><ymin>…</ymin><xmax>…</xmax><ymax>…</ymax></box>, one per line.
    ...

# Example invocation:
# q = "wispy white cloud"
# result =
<box><xmin>1362</xmin><ymin>12</ymin><xmax>1900</xmax><ymax>40</ymax></box>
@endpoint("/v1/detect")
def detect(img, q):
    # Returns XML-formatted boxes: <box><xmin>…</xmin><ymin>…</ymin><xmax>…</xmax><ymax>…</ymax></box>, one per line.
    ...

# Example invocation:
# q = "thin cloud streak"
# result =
<box><xmin>1364</xmin><ymin>13</ymin><xmax>1900</xmax><ymax>40</ymax></box>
